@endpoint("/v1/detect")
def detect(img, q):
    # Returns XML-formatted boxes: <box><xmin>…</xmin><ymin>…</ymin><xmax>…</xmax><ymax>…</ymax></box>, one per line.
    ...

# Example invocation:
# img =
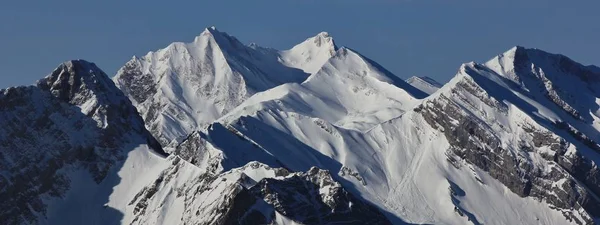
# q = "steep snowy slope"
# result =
<box><xmin>0</xmin><ymin>60</ymin><xmax>166</xmax><ymax>224</ymax></box>
<box><xmin>201</xmin><ymin>47</ymin><xmax>600</xmax><ymax>225</ymax></box>
<box><xmin>221</xmin><ymin>47</ymin><xmax>427</xmax><ymax>132</ymax></box>
<box><xmin>114</xmin><ymin>27</ymin><xmax>338</xmax><ymax>147</ymax></box>
<box><xmin>405</xmin><ymin>76</ymin><xmax>442</xmax><ymax>95</ymax></box>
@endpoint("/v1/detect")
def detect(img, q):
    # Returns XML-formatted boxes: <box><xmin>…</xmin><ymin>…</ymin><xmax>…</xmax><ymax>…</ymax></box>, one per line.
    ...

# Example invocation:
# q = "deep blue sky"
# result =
<box><xmin>1</xmin><ymin>0</ymin><xmax>598</xmax><ymax>88</ymax></box>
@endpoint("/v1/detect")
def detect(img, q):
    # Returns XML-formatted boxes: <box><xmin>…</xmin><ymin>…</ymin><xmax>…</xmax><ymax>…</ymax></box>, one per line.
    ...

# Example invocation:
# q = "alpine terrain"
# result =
<box><xmin>1</xmin><ymin>27</ymin><xmax>600</xmax><ymax>225</ymax></box>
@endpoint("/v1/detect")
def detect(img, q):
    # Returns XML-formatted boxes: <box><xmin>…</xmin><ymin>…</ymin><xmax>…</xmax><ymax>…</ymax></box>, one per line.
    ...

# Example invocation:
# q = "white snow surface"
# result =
<box><xmin>221</xmin><ymin>47</ymin><xmax>426</xmax><ymax>132</ymax></box>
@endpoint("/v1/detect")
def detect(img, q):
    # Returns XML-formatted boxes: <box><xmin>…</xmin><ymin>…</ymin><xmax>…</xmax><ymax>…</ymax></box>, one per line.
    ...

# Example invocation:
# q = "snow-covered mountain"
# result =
<box><xmin>415</xmin><ymin>46</ymin><xmax>600</xmax><ymax>224</ymax></box>
<box><xmin>0</xmin><ymin>59</ymin><xmax>392</xmax><ymax>224</ymax></box>
<box><xmin>193</xmin><ymin>44</ymin><xmax>600</xmax><ymax>224</ymax></box>
<box><xmin>405</xmin><ymin>76</ymin><xmax>442</xmax><ymax>95</ymax></box>
<box><xmin>3</xmin><ymin>27</ymin><xmax>600</xmax><ymax>225</ymax></box>
<box><xmin>113</xmin><ymin>27</ymin><xmax>338</xmax><ymax>148</ymax></box>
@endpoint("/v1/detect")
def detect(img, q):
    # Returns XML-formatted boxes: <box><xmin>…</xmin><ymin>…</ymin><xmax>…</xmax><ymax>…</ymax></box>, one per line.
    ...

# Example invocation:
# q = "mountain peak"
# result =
<box><xmin>306</xmin><ymin>46</ymin><xmax>428</xmax><ymax>99</ymax></box>
<box><xmin>486</xmin><ymin>46</ymin><xmax>600</xmax><ymax>84</ymax></box>
<box><xmin>38</xmin><ymin>60</ymin><xmax>116</xmax><ymax>103</ymax></box>
<box><xmin>279</xmin><ymin>32</ymin><xmax>339</xmax><ymax>74</ymax></box>
<box><xmin>43</xmin><ymin>59</ymin><xmax>105</xmax><ymax>83</ymax></box>
<box><xmin>53</xmin><ymin>59</ymin><xmax>100</xmax><ymax>76</ymax></box>
<box><xmin>201</xmin><ymin>25</ymin><xmax>223</xmax><ymax>37</ymax></box>
<box><xmin>193</xmin><ymin>26</ymin><xmax>245</xmax><ymax>51</ymax></box>
<box><xmin>310</xmin><ymin>31</ymin><xmax>336</xmax><ymax>49</ymax></box>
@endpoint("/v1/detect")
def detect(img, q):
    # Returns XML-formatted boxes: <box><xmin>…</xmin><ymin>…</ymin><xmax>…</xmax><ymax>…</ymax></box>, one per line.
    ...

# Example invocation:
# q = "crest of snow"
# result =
<box><xmin>405</xmin><ymin>76</ymin><xmax>442</xmax><ymax>95</ymax></box>
<box><xmin>221</xmin><ymin>47</ymin><xmax>427</xmax><ymax>132</ymax></box>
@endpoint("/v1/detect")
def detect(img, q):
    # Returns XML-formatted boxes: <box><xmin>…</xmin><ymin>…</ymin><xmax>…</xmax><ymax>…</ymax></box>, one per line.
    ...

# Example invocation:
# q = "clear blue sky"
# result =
<box><xmin>1</xmin><ymin>0</ymin><xmax>598</xmax><ymax>88</ymax></box>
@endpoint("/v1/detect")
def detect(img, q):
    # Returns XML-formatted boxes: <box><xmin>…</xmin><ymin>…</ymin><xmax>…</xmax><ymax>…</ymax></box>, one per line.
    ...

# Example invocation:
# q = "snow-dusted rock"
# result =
<box><xmin>0</xmin><ymin>60</ymin><xmax>165</xmax><ymax>224</ymax></box>
<box><xmin>126</xmin><ymin>158</ymin><xmax>391</xmax><ymax>225</ymax></box>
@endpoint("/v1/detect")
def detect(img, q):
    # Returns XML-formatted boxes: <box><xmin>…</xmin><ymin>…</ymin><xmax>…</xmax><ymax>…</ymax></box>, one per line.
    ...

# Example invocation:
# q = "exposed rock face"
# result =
<box><xmin>418</xmin><ymin>49</ymin><xmax>600</xmax><ymax>224</ymax></box>
<box><xmin>127</xmin><ymin>160</ymin><xmax>391</xmax><ymax>225</ymax></box>
<box><xmin>0</xmin><ymin>60</ymin><xmax>164</xmax><ymax>224</ymax></box>
<box><xmin>245</xmin><ymin>167</ymin><xmax>391</xmax><ymax>224</ymax></box>
<box><xmin>486</xmin><ymin>46</ymin><xmax>600</xmax><ymax>124</ymax></box>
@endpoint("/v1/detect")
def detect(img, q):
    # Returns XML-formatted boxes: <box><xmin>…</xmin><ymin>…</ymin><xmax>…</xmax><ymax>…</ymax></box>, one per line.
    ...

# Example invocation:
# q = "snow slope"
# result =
<box><xmin>220</xmin><ymin>47</ymin><xmax>427</xmax><ymax>132</ymax></box>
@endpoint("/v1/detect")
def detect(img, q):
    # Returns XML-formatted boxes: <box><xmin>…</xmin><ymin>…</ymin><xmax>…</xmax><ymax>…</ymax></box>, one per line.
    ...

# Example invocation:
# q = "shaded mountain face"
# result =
<box><xmin>0</xmin><ymin>60</ymin><xmax>164</xmax><ymax>224</ymax></box>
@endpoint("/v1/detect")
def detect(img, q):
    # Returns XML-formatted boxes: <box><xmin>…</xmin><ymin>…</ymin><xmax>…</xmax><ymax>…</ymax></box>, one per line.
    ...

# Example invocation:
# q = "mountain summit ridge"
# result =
<box><xmin>113</xmin><ymin>27</ymin><xmax>418</xmax><ymax>147</ymax></box>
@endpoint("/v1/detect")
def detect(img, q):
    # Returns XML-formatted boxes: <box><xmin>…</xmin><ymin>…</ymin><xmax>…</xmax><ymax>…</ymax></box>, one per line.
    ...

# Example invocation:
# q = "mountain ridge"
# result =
<box><xmin>113</xmin><ymin>28</ymin><xmax>344</xmax><ymax>147</ymax></box>
<box><xmin>2</xmin><ymin>28</ymin><xmax>600</xmax><ymax>225</ymax></box>
<box><xmin>405</xmin><ymin>76</ymin><xmax>442</xmax><ymax>95</ymax></box>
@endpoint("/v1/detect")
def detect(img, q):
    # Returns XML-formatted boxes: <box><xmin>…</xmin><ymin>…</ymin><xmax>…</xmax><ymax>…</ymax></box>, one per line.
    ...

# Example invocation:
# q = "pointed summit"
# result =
<box><xmin>38</xmin><ymin>60</ymin><xmax>119</xmax><ymax>105</ymax></box>
<box><xmin>306</xmin><ymin>47</ymin><xmax>427</xmax><ymax>99</ymax></box>
<box><xmin>192</xmin><ymin>26</ymin><xmax>246</xmax><ymax>53</ymax></box>
<box><xmin>482</xmin><ymin>46</ymin><xmax>600</xmax><ymax>123</ymax></box>
<box><xmin>279</xmin><ymin>32</ymin><xmax>339</xmax><ymax>74</ymax></box>
<box><xmin>312</xmin><ymin>31</ymin><xmax>335</xmax><ymax>48</ymax></box>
